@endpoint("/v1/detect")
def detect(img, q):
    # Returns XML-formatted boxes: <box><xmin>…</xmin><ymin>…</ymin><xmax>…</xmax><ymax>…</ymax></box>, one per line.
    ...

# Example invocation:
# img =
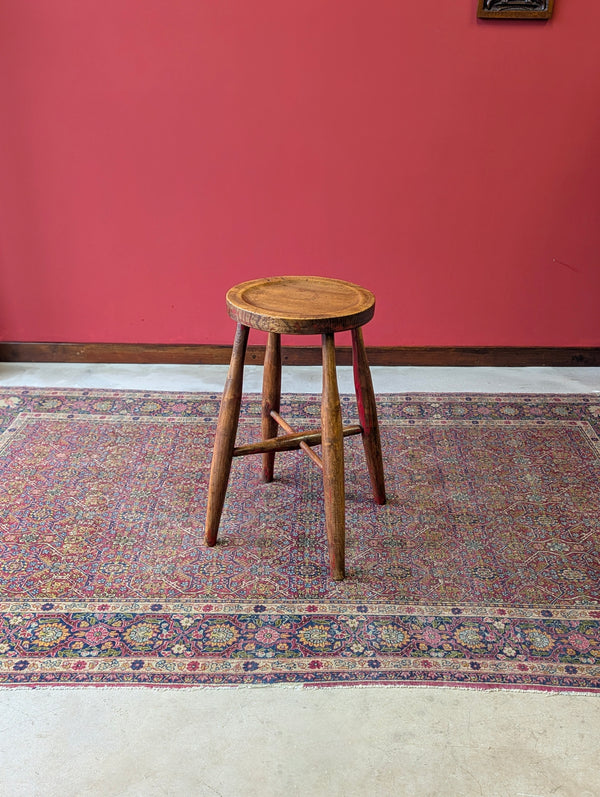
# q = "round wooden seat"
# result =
<box><xmin>226</xmin><ymin>276</ymin><xmax>375</xmax><ymax>335</ymax></box>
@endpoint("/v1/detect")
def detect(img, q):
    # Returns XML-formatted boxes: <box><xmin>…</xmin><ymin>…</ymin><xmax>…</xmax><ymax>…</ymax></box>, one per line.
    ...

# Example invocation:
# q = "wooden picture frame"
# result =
<box><xmin>477</xmin><ymin>0</ymin><xmax>554</xmax><ymax>19</ymax></box>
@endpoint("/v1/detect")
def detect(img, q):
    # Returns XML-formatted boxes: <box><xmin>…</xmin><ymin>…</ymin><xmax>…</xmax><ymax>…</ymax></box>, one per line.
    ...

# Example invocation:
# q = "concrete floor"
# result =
<box><xmin>1</xmin><ymin>364</ymin><xmax>600</xmax><ymax>797</ymax></box>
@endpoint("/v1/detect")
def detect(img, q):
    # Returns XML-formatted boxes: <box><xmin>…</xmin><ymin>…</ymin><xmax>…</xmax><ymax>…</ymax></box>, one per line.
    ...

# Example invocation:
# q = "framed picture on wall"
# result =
<box><xmin>477</xmin><ymin>0</ymin><xmax>554</xmax><ymax>19</ymax></box>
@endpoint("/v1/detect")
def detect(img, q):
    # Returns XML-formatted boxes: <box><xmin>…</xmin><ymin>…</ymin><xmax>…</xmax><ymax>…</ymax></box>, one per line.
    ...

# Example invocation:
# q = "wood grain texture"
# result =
<box><xmin>233</xmin><ymin>424</ymin><xmax>362</xmax><ymax>457</ymax></box>
<box><xmin>204</xmin><ymin>323</ymin><xmax>249</xmax><ymax>547</ymax></box>
<box><xmin>321</xmin><ymin>333</ymin><xmax>346</xmax><ymax>581</ymax></box>
<box><xmin>261</xmin><ymin>332</ymin><xmax>281</xmax><ymax>482</ymax></box>
<box><xmin>270</xmin><ymin>410</ymin><xmax>323</xmax><ymax>470</ymax></box>
<box><xmin>352</xmin><ymin>327</ymin><xmax>386</xmax><ymax>505</ymax></box>
<box><xmin>2</xmin><ymin>342</ymin><xmax>598</xmax><ymax>367</ymax></box>
<box><xmin>226</xmin><ymin>276</ymin><xmax>375</xmax><ymax>335</ymax></box>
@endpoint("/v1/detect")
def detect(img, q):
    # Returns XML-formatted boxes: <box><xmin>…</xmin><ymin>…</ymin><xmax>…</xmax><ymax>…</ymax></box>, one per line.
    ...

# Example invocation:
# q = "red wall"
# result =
<box><xmin>1</xmin><ymin>1</ymin><xmax>599</xmax><ymax>347</ymax></box>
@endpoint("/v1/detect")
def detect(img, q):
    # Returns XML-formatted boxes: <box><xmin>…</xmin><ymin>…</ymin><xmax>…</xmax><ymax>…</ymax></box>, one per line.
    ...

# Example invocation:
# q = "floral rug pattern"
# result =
<box><xmin>1</xmin><ymin>388</ymin><xmax>599</xmax><ymax>689</ymax></box>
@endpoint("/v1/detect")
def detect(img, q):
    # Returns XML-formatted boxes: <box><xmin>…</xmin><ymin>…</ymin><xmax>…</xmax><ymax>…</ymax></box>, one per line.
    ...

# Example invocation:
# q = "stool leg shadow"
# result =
<box><xmin>321</xmin><ymin>332</ymin><xmax>346</xmax><ymax>581</ymax></box>
<box><xmin>205</xmin><ymin>322</ymin><xmax>249</xmax><ymax>546</ymax></box>
<box><xmin>261</xmin><ymin>332</ymin><xmax>281</xmax><ymax>482</ymax></box>
<box><xmin>351</xmin><ymin>327</ymin><xmax>386</xmax><ymax>505</ymax></box>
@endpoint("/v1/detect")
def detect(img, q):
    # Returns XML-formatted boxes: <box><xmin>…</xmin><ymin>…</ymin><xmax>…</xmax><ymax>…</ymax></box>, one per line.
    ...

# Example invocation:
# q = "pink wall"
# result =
<box><xmin>1</xmin><ymin>1</ymin><xmax>599</xmax><ymax>347</ymax></box>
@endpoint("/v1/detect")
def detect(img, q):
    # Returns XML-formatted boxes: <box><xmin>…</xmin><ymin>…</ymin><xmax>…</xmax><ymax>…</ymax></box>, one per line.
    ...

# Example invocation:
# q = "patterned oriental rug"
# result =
<box><xmin>1</xmin><ymin>388</ymin><xmax>600</xmax><ymax>691</ymax></box>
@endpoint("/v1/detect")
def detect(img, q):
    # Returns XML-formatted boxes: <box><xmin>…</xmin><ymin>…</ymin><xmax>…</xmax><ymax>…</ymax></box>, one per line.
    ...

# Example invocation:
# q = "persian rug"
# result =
<box><xmin>1</xmin><ymin>387</ymin><xmax>600</xmax><ymax>691</ymax></box>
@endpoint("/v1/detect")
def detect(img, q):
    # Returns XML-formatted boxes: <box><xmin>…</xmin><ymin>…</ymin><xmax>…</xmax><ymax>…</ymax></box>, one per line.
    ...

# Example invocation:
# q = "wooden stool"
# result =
<box><xmin>204</xmin><ymin>276</ymin><xmax>386</xmax><ymax>580</ymax></box>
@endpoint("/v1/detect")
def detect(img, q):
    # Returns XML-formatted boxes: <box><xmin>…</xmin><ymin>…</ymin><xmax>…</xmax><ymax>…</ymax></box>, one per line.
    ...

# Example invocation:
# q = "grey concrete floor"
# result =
<box><xmin>1</xmin><ymin>362</ymin><xmax>599</xmax><ymax>394</ymax></box>
<box><xmin>1</xmin><ymin>364</ymin><xmax>600</xmax><ymax>797</ymax></box>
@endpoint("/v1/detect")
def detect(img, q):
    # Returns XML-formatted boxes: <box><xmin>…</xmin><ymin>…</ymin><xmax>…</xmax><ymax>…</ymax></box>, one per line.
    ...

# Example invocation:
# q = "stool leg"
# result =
<box><xmin>321</xmin><ymin>333</ymin><xmax>345</xmax><ymax>581</ymax></box>
<box><xmin>205</xmin><ymin>323</ymin><xmax>249</xmax><ymax>546</ymax></box>
<box><xmin>261</xmin><ymin>332</ymin><xmax>281</xmax><ymax>482</ymax></box>
<box><xmin>351</xmin><ymin>327</ymin><xmax>386</xmax><ymax>505</ymax></box>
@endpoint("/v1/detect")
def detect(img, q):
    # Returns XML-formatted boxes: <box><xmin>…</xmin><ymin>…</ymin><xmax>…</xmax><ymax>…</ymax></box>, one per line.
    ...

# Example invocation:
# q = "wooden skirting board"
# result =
<box><xmin>0</xmin><ymin>343</ymin><xmax>599</xmax><ymax>367</ymax></box>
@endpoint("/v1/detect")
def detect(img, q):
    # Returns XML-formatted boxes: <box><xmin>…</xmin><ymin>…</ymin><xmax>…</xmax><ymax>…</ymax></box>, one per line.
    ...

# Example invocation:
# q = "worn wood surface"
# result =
<box><xmin>2</xmin><ymin>342</ymin><xmax>599</xmax><ymax>367</ymax></box>
<box><xmin>352</xmin><ymin>327</ymin><xmax>387</xmax><ymax>506</ymax></box>
<box><xmin>204</xmin><ymin>323</ymin><xmax>249</xmax><ymax>547</ymax></box>
<box><xmin>321</xmin><ymin>333</ymin><xmax>346</xmax><ymax>581</ymax></box>
<box><xmin>270</xmin><ymin>410</ymin><xmax>323</xmax><ymax>470</ymax></box>
<box><xmin>226</xmin><ymin>276</ymin><xmax>375</xmax><ymax>335</ymax></box>
<box><xmin>233</xmin><ymin>424</ymin><xmax>362</xmax><ymax>457</ymax></box>
<box><xmin>261</xmin><ymin>332</ymin><xmax>281</xmax><ymax>482</ymax></box>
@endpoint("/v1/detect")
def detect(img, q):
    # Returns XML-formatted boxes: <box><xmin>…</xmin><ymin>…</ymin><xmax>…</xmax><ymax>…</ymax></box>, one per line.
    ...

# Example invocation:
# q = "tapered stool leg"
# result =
<box><xmin>261</xmin><ymin>332</ymin><xmax>281</xmax><ymax>482</ymax></box>
<box><xmin>205</xmin><ymin>323</ymin><xmax>249</xmax><ymax>546</ymax></box>
<box><xmin>351</xmin><ymin>327</ymin><xmax>386</xmax><ymax>505</ymax></box>
<box><xmin>321</xmin><ymin>333</ymin><xmax>345</xmax><ymax>580</ymax></box>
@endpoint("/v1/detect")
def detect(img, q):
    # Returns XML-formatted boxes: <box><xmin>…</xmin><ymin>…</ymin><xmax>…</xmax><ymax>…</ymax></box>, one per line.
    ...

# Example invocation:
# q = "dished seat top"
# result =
<box><xmin>226</xmin><ymin>276</ymin><xmax>376</xmax><ymax>335</ymax></box>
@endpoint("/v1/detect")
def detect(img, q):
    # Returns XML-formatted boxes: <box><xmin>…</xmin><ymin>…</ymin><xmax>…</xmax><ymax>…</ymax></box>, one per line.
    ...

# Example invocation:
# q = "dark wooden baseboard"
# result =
<box><xmin>1</xmin><ymin>342</ymin><xmax>599</xmax><ymax>367</ymax></box>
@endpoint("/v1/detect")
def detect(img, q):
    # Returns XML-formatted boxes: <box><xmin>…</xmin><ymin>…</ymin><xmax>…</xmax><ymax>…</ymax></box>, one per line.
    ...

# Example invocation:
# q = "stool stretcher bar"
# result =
<box><xmin>232</xmin><ymin>422</ymin><xmax>362</xmax><ymax>462</ymax></box>
<box><xmin>271</xmin><ymin>410</ymin><xmax>323</xmax><ymax>469</ymax></box>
